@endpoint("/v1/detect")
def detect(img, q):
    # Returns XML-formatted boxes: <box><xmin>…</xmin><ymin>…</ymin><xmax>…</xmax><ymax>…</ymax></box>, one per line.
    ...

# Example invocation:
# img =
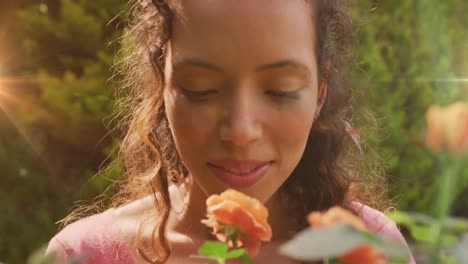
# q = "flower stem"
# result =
<box><xmin>430</xmin><ymin>153</ymin><xmax>461</xmax><ymax>263</ymax></box>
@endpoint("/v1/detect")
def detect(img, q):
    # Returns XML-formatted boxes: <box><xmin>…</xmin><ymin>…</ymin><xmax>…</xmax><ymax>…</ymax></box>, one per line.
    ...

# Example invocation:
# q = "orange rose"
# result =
<box><xmin>426</xmin><ymin>101</ymin><xmax>468</xmax><ymax>152</ymax></box>
<box><xmin>202</xmin><ymin>189</ymin><xmax>272</xmax><ymax>257</ymax></box>
<box><xmin>307</xmin><ymin>206</ymin><xmax>386</xmax><ymax>264</ymax></box>
<box><xmin>339</xmin><ymin>245</ymin><xmax>386</xmax><ymax>264</ymax></box>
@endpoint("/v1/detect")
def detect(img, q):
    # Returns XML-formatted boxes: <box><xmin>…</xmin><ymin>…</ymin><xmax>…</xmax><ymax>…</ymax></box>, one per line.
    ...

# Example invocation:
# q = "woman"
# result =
<box><xmin>46</xmin><ymin>0</ymin><xmax>414</xmax><ymax>263</ymax></box>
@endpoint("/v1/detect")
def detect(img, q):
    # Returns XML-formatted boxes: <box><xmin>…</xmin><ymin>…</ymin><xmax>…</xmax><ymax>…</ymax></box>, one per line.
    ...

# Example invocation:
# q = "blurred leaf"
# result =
<box><xmin>388</xmin><ymin>211</ymin><xmax>433</xmax><ymax>227</ymax></box>
<box><xmin>389</xmin><ymin>210</ymin><xmax>468</xmax><ymax>245</ymax></box>
<box><xmin>446</xmin><ymin>217</ymin><xmax>468</xmax><ymax>234</ymax></box>
<box><xmin>451</xmin><ymin>233</ymin><xmax>468</xmax><ymax>263</ymax></box>
<box><xmin>280</xmin><ymin>223</ymin><xmax>409</xmax><ymax>261</ymax></box>
<box><xmin>27</xmin><ymin>245</ymin><xmax>58</xmax><ymax>264</ymax></box>
<box><xmin>409</xmin><ymin>225</ymin><xmax>437</xmax><ymax>244</ymax></box>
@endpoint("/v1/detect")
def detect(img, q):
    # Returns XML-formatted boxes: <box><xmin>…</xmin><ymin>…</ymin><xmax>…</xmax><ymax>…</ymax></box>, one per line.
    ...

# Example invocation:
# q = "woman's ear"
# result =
<box><xmin>317</xmin><ymin>79</ymin><xmax>328</xmax><ymax>112</ymax></box>
<box><xmin>315</xmin><ymin>61</ymin><xmax>330</xmax><ymax>119</ymax></box>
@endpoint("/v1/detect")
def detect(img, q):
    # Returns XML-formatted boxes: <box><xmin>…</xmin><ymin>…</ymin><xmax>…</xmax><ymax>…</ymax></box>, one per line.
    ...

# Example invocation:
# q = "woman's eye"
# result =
<box><xmin>267</xmin><ymin>88</ymin><xmax>301</xmax><ymax>99</ymax></box>
<box><xmin>178</xmin><ymin>86</ymin><xmax>218</xmax><ymax>99</ymax></box>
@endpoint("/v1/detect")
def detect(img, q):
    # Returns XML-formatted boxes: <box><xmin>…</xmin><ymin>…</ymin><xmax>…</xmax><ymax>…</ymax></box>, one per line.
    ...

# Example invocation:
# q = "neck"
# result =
<box><xmin>265</xmin><ymin>191</ymin><xmax>297</xmax><ymax>240</ymax></box>
<box><xmin>170</xmin><ymin>177</ymin><xmax>211</xmax><ymax>242</ymax></box>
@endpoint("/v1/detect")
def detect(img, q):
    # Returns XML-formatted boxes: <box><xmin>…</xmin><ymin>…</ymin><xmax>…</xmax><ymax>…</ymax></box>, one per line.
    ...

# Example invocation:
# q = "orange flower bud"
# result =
<box><xmin>202</xmin><ymin>189</ymin><xmax>272</xmax><ymax>257</ymax></box>
<box><xmin>307</xmin><ymin>206</ymin><xmax>367</xmax><ymax>232</ymax></box>
<box><xmin>426</xmin><ymin>101</ymin><xmax>468</xmax><ymax>152</ymax></box>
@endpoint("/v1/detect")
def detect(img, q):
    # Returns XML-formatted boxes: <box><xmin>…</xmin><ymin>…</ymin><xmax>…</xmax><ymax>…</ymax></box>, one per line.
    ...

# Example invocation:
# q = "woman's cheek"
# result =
<box><xmin>270</xmin><ymin>102</ymin><xmax>315</xmax><ymax>145</ymax></box>
<box><xmin>169</xmin><ymin>98</ymin><xmax>220</xmax><ymax>151</ymax></box>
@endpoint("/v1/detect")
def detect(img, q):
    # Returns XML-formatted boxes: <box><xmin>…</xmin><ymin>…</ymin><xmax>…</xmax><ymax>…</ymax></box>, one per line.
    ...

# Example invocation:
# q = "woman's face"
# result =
<box><xmin>164</xmin><ymin>0</ymin><xmax>322</xmax><ymax>203</ymax></box>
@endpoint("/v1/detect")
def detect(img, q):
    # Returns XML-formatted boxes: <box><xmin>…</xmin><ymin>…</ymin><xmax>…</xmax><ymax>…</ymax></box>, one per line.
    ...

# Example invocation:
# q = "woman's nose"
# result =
<box><xmin>219</xmin><ymin>95</ymin><xmax>262</xmax><ymax>147</ymax></box>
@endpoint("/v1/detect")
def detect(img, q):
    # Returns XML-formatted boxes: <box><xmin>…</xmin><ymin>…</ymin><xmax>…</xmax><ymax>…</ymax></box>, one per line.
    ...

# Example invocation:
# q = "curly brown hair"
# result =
<box><xmin>63</xmin><ymin>1</ymin><xmax>389</xmax><ymax>263</ymax></box>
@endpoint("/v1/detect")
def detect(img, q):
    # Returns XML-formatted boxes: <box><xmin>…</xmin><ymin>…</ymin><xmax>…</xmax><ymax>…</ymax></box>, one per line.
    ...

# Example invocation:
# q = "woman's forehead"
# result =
<box><xmin>174</xmin><ymin>0</ymin><xmax>315</xmax><ymax>40</ymax></box>
<box><xmin>170</xmin><ymin>0</ymin><xmax>317</xmax><ymax>74</ymax></box>
<box><xmin>177</xmin><ymin>0</ymin><xmax>312</xmax><ymax>19</ymax></box>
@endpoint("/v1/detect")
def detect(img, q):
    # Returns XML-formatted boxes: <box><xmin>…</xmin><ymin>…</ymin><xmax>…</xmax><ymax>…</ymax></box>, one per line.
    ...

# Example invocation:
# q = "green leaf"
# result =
<box><xmin>388</xmin><ymin>211</ymin><xmax>434</xmax><ymax>226</ymax></box>
<box><xmin>279</xmin><ymin>223</ymin><xmax>409</xmax><ymax>261</ymax></box>
<box><xmin>411</xmin><ymin>225</ymin><xmax>457</xmax><ymax>246</ymax></box>
<box><xmin>241</xmin><ymin>253</ymin><xmax>254</xmax><ymax>264</ymax></box>
<box><xmin>446</xmin><ymin>217</ymin><xmax>468</xmax><ymax>234</ymax></box>
<box><xmin>198</xmin><ymin>241</ymin><xmax>229</xmax><ymax>259</ymax></box>
<box><xmin>409</xmin><ymin>224</ymin><xmax>437</xmax><ymax>243</ymax></box>
<box><xmin>27</xmin><ymin>253</ymin><xmax>58</xmax><ymax>264</ymax></box>
<box><xmin>226</xmin><ymin>248</ymin><xmax>247</xmax><ymax>259</ymax></box>
<box><xmin>388</xmin><ymin>211</ymin><xmax>467</xmax><ymax>244</ymax></box>
<box><xmin>189</xmin><ymin>255</ymin><xmax>217</xmax><ymax>261</ymax></box>
<box><xmin>388</xmin><ymin>211</ymin><xmax>418</xmax><ymax>227</ymax></box>
<box><xmin>280</xmin><ymin>223</ymin><xmax>362</xmax><ymax>260</ymax></box>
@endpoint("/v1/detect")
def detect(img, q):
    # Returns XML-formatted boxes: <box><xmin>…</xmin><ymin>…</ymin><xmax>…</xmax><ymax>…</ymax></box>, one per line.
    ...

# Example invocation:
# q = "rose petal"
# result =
<box><xmin>211</xmin><ymin>201</ymin><xmax>271</xmax><ymax>241</ymax></box>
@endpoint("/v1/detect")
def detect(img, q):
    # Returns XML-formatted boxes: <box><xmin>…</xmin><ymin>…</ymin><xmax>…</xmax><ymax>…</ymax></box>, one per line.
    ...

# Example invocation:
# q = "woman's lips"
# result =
<box><xmin>206</xmin><ymin>160</ymin><xmax>272</xmax><ymax>188</ymax></box>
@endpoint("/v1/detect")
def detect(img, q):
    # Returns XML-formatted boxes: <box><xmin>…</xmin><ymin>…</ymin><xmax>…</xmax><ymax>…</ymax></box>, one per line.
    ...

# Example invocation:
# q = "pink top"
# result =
<box><xmin>46</xmin><ymin>204</ymin><xmax>416</xmax><ymax>264</ymax></box>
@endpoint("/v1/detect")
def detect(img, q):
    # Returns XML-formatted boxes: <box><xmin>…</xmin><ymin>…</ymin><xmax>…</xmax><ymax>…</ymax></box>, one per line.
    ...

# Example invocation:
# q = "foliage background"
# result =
<box><xmin>0</xmin><ymin>0</ymin><xmax>466</xmax><ymax>263</ymax></box>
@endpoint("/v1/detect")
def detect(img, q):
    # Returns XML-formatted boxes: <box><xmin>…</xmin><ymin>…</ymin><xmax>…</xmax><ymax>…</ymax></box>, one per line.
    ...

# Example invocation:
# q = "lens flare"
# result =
<box><xmin>0</xmin><ymin>76</ymin><xmax>47</xmax><ymax>156</ymax></box>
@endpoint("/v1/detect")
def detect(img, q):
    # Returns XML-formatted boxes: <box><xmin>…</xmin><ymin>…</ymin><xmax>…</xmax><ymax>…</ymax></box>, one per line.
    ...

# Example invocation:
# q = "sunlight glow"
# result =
<box><xmin>0</xmin><ymin>97</ymin><xmax>42</xmax><ymax>157</ymax></box>
<box><xmin>0</xmin><ymin>76</ymin><xmax>45</xmax><ymax>156</ymax></box>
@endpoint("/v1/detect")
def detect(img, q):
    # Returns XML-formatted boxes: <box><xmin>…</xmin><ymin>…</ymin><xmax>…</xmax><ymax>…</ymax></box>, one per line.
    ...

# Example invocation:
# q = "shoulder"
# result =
<box><xmin>349</xmin><ymin>202</ymin><xmax>402</xmax><ymax>239</ymax></box>
<box><xmin>46</xmin><ymin>209</ymin><xmax>135</xmax><ymax>264</ymax></box>
<box><xmin>350</xmin><ymin>202</ymin><xmax>416</xmax><ymax>264</ymax></box>
<box><xmin>350</xmin><ymin>202</ymin><xmax>401</xmax><ymax>238</ymax></box>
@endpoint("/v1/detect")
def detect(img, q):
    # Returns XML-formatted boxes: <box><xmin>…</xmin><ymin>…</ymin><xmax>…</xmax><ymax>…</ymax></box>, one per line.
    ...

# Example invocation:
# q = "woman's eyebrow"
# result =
<box><xmin>256</xmin><ymin>60</ymin><xmax>311</xmax><ymax>73</ymax></box>
<box><xmin>173</xmin><ymin>58</ymin><xmax>224</xmax><ymax>73</ymax></box>
<box><xmin>172</xmin><ymin>58</ymin><xmax>311</xmax><ymax>75</ymax></box>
